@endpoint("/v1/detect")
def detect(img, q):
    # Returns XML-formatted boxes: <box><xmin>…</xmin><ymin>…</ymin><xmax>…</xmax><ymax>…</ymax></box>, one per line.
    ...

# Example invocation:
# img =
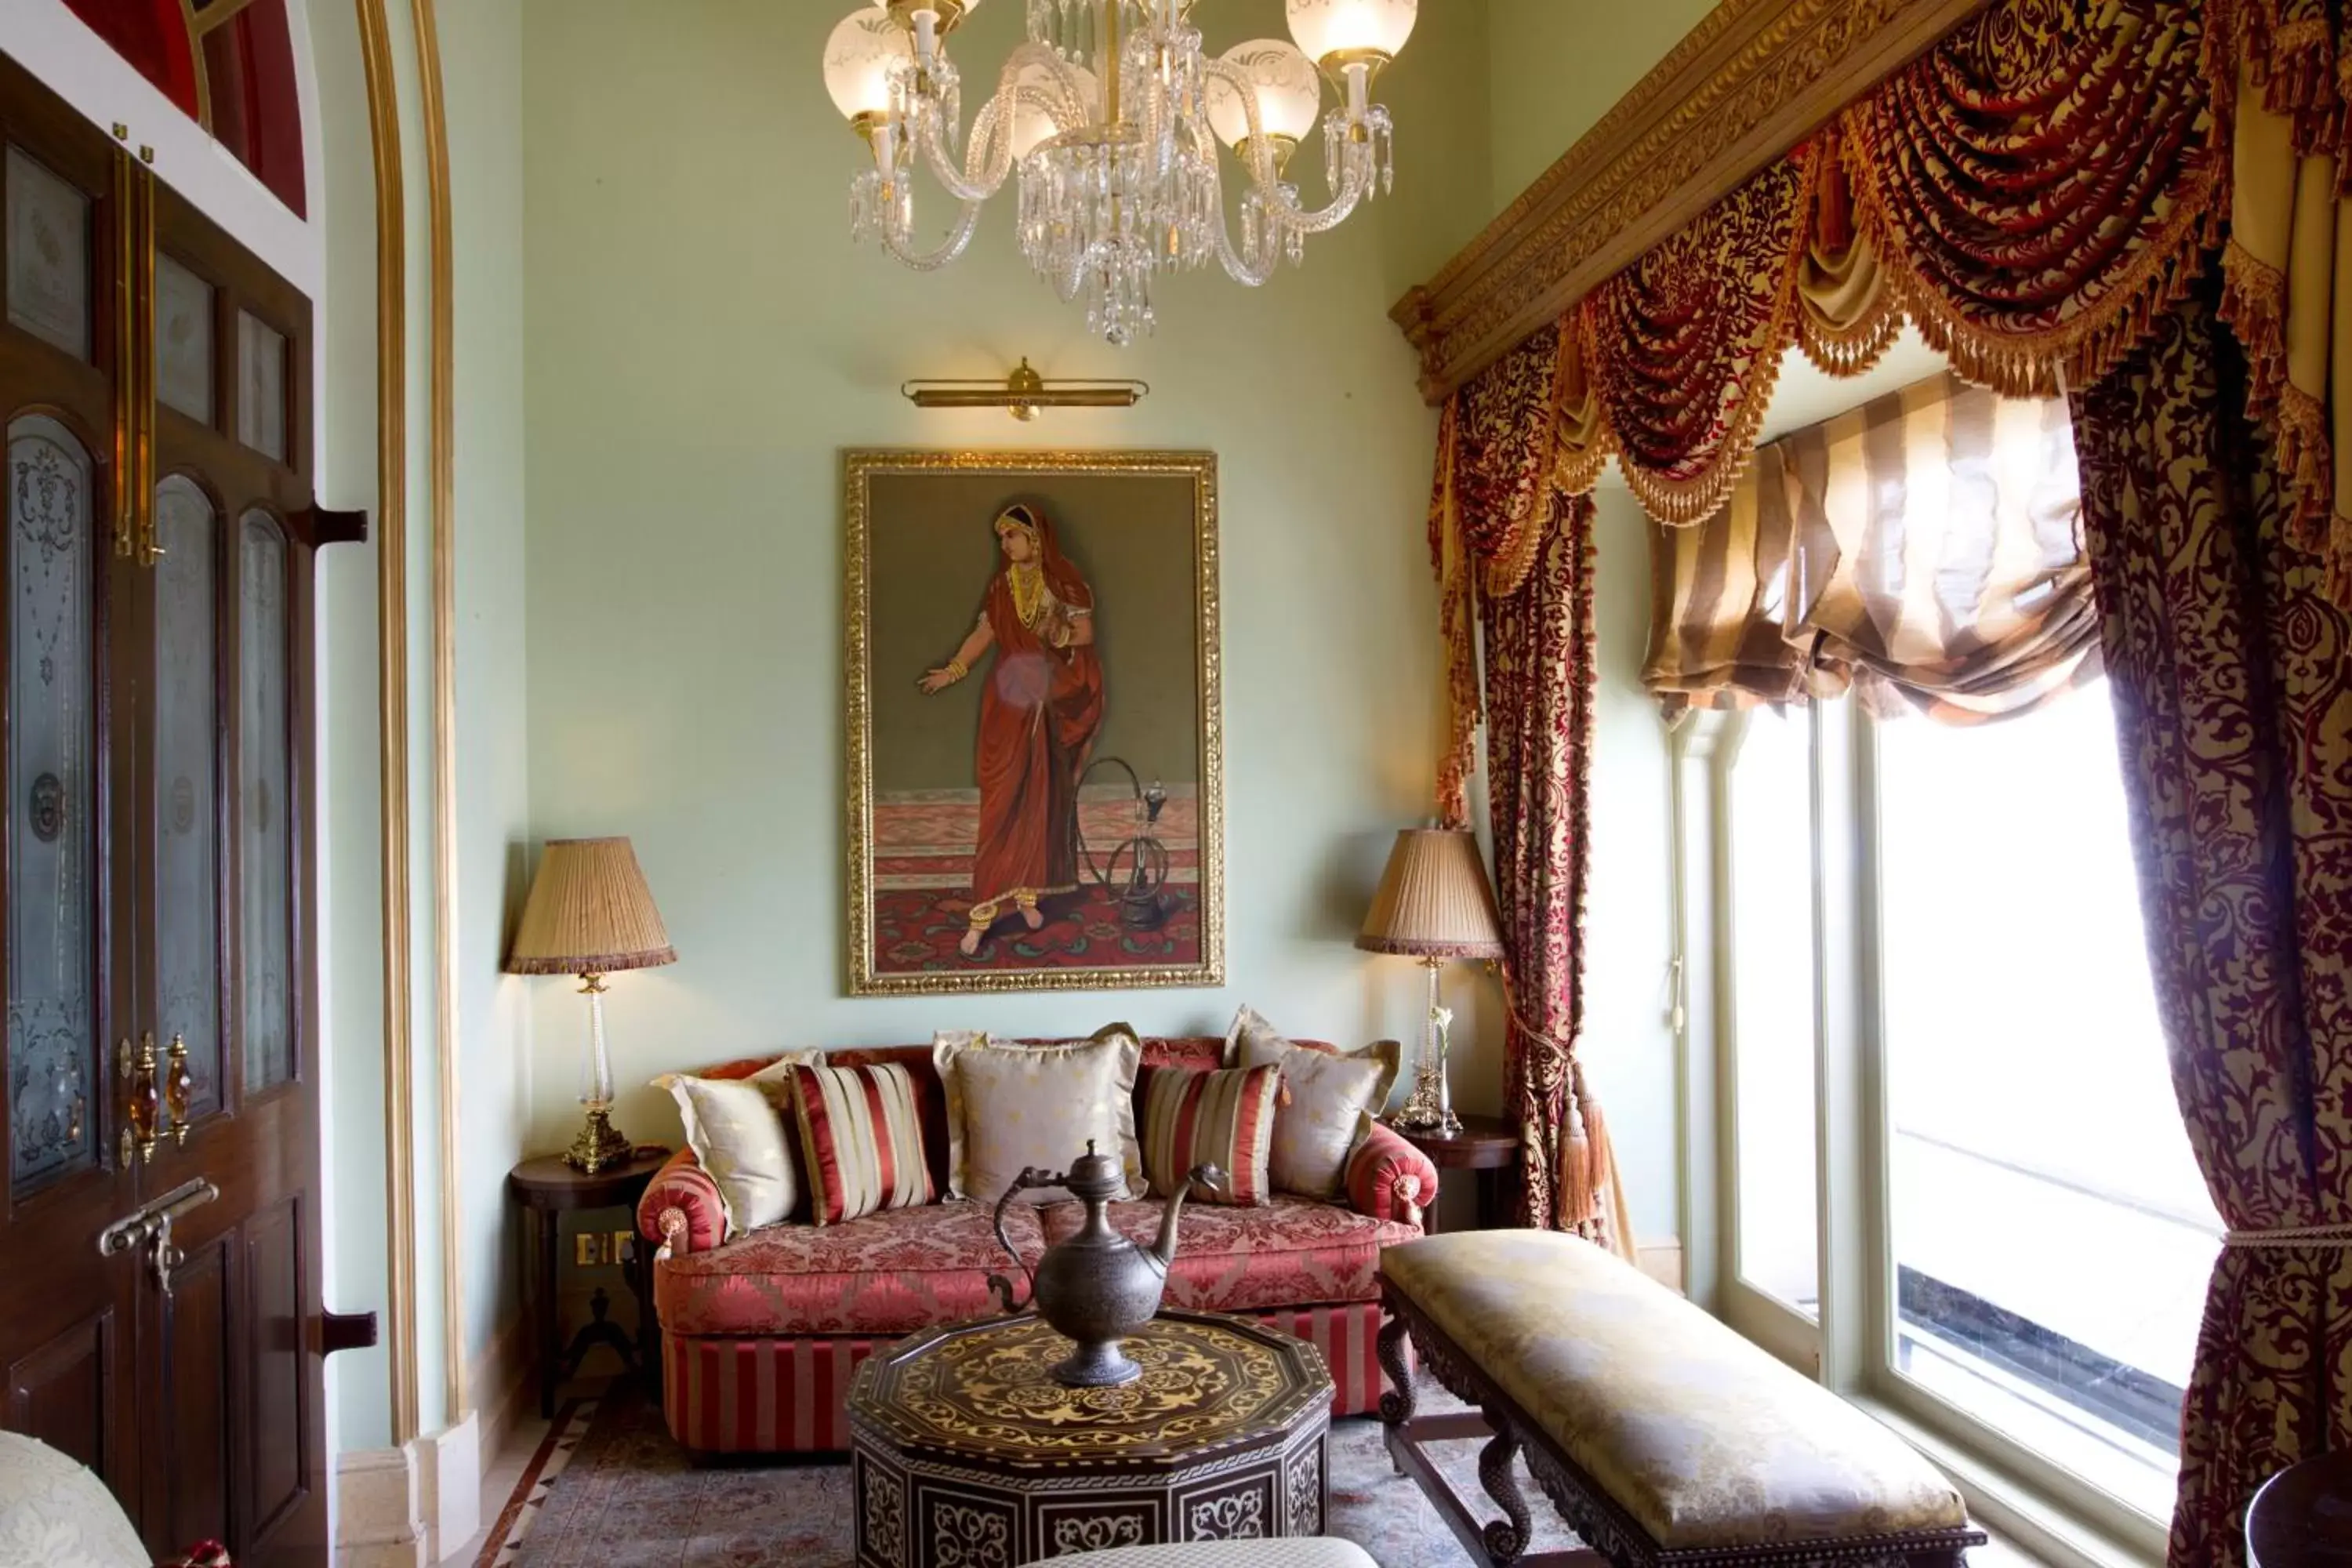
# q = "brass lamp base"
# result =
<box><xmin>564</xmin><ymin>1105</ymin><xmax>633</xmax><ymax>1174</ymax></box>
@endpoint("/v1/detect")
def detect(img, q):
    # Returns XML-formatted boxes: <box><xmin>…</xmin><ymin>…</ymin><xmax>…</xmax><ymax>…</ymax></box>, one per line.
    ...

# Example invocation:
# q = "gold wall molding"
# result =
<box><xmin>413</xmin><ymin>0</ymin><xmax>464</xmax><ymax>1426</ymax></box>
<box><xmin>354</xmin><ymin>0</ymin><xmax>418</xmax><ymax>1449</ymax></box>
<box><xmin>1390</xmin><ymin>0</ymin><xmax>1993</xmax><ymax>403</ymax></box>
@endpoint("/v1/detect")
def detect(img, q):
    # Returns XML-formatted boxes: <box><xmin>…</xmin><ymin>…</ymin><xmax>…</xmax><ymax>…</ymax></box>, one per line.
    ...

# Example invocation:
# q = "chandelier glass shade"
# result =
<box><xmin>823</xmin><ymin>0</ymin><xmax>1416</xmax><ymax>344</ymax></box>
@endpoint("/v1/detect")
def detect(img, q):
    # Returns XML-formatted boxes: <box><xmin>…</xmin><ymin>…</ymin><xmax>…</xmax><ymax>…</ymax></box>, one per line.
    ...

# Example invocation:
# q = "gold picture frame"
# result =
<box><xmin>844</xmin><ymin>448</ymin><xmax>1225</xmax><ymax>996</ymax></box>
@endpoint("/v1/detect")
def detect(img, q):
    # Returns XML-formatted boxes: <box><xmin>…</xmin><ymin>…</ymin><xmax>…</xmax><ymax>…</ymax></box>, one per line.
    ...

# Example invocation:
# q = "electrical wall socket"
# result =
<box><xmin>571</xmin><ymin>1229</ymin><xmax>637</xmax><ymax>1269</ymax></box>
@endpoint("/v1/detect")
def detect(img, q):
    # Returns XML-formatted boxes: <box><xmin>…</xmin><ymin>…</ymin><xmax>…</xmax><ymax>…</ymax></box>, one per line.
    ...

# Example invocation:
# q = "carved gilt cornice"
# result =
<box><xmin>1392</xmin><ymin>0</ymin><xmax>1994</xmax><ymax>404</ymax></box>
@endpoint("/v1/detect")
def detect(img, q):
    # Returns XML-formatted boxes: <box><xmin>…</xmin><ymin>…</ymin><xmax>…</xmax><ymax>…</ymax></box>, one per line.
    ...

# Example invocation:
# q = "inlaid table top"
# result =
<box><xmin>850</xmin><ymin>1312</ymin><xmax>1333</xmax><ymax>1468</ymax></box>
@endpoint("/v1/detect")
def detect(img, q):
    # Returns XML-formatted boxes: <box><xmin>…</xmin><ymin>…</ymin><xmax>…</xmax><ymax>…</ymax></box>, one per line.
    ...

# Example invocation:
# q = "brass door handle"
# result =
<box><xmin>163</xmin><ymin>1033</ymin><xmax>192</xmax><ymax>1146</ymax></box>
<box><xmin>122</xmin><ymin>1032</ymin><xmax>160</xmax><ymax>1165</ymax></box>
<box><xmin>96</xmin><ymin>1176</ymin><xmax>217</xmax><ymax>1299</ymax></box>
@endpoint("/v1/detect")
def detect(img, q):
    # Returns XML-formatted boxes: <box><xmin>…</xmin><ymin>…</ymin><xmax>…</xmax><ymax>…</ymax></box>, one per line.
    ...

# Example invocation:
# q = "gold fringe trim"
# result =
<box><xmin>1551</xmin><ymin>308</ymin><xmax>1618</xmax><ymax>498</ymax></box>
<box><xmin>2219</xmin><ymin>235</ymin><xmax>2292</xmax><ymax>414</ymax></box>
<box><xmin>1797</xmin><ymin>272</ymin><xmax>1906</xmax><ymax>379</ymax></box>
<box><xmin>1617</xmin><ymin>145</ymin><xmax>1828</xmax><ymax>528</ymax></box>
<box><xmin>2271</xmin><ymin>379</ymin><xmax>2336</xmax><ymax>554</ymax></box>
<box><xmin>1840</xmin><ymin>104</ymin><xmax>2230</xmax><ymax>401</ymax></box>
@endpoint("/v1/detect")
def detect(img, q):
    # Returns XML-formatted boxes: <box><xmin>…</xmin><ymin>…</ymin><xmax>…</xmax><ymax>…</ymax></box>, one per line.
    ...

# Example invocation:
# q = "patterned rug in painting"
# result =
<box><xmin>482</xmin><ymin>1377</ymin><xmax>1582</xmax><ymax>1567</ymax></box>
<box><xmin>870</xmin><ymin>788</ymin><xmax>1202</xmax><ymax>976</ymax></box>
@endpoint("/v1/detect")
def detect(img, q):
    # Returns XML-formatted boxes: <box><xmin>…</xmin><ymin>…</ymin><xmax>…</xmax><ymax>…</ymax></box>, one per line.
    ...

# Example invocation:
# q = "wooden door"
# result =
<box><xmin>133</xmin><ymin>172</ymin><xmax>324</xmax><ymax>1566</ymax></box>
<box><xmin>0</xmin><ymin>53</ymin><xmax>146</xmax><ymax>1518</ymax></box>
<box><xmin>0</xmin><ymin>51</ymin><xmax>328</xmax><ymax>1566</ymax></box>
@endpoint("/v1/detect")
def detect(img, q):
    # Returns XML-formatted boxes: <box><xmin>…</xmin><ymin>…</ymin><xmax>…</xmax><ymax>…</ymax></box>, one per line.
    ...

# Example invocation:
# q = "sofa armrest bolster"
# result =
<box><xmin>1348</xmin><ymin>1120</ymin><xmax>1439</xmax><ymax>1229</ymax></box>
<box><xmin>637</xmin><ymin>1148</ymin><xmax>724</xmax><ymax>1257</ymax></box>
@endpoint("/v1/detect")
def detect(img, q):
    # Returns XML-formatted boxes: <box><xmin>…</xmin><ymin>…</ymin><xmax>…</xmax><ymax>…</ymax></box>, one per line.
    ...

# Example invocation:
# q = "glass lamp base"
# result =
<box><xmin>1388</xmin><ymin>1062</ymin><xmax>1462</xmax><ymax>1138</ymax></box>
<box><xmin>564</xmin><ymin>1105</ymin><xmax>633</xmax><ymax>1174</ymax></box>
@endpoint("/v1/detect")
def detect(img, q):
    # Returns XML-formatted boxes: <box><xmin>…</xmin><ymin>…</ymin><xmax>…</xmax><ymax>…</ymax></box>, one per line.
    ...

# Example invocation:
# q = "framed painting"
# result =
<box><xmin>844</xmin><ymin>449</ymin><xmax>1225</xmax><ymax>996</ymax></box>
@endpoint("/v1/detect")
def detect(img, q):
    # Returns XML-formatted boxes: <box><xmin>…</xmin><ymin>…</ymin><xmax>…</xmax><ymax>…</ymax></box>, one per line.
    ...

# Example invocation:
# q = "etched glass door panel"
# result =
<box><xmin>5</xmin><ymin>145</ymin><xmax>91</xmax><ymax>361</ymax></box>
<box><xmin>235</xmin><ymin>310</ymin><xmax>285</xmax><ymax>462</ymax></box>
<box><xmin>154</xmin><ymin>474</ymin><xmax>221</xmax><ymax>1120</ymax></box>
<box><xmin>7</xmin><ymin>415</ymin><xmax>98</xmax><ymax>1193</ymax></box>
<box><xmin>238</xmin><ymin>511</ymin><xmax>290</xmax><ymax>1094</ymax></box>
<box><xmin>154</xmin><ymin>252</ymin><xmax>214</xmax><ymax>425</ymax></box>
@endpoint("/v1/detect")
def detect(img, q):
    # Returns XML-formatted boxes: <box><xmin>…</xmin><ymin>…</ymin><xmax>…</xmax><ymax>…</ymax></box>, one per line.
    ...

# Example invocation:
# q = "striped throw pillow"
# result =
<box><xmin>786</xmin><ymin>1061</ymin><xmax>935</xmax><ymax>1225</ymax></box>
<box><xmin>1138</xmin><ymin>1064</ymin><xmax>1280</xmax><ymax>1206</ymax></box>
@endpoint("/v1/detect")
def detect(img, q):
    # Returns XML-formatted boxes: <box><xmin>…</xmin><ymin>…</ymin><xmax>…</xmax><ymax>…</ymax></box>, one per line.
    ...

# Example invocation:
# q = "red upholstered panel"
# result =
<box><xmin>659</xmin><ymin>1300</ymin><xmax>1394</xmax><ymax>1454</ymax></box>
<box><xmin>1039</xmin><ymin>1194</ymin><xmax>1419</xmax><ymax>1314</ymax></box>
<box><xmin>656</xmin><ymin>1200</ymin><xmax>1042</xmax><ymax>1336</ymax></box>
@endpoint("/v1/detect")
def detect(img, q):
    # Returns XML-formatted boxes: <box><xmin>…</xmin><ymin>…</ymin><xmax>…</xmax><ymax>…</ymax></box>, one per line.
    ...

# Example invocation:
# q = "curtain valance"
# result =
<box><xmin>1641</xmin><ymin>372</ymin><xmax>2097</xmax><ymax>723</ymax></box>
<box><xmin>1439</xmin><ymin>0</ymin><xmax>2352</xmax><ymax>606</ymax></box>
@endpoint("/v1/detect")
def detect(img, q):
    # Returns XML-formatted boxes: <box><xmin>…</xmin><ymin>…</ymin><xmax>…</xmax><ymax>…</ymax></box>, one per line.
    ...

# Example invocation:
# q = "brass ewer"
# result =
<box><xmin>987</xmin><ymin>1140</ymin><xmax>1223</xmax><ymax>1388</ymax></box>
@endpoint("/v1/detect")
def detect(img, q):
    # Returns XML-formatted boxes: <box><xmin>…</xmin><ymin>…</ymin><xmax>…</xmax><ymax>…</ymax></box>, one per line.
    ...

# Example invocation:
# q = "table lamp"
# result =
<box><xmin>504</xmin><ymin>837</ymin><xmax>677</xmax><ymax>1173</ymax></box>
<box><xmin>1356</xmin><ymin>827</ymin><xmax>1504</xmax><ymax>1137</ymax></box>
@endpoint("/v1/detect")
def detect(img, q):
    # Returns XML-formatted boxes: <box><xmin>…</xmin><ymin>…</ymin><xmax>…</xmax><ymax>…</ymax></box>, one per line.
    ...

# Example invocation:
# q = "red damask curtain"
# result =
<box><xmin>1477</xmin><ymin>495</ymin><xmax>1628</xmax><ymax>1247</ymax></box>
<box><xmin>2072</xmin><ymin>289</ymin><xmax>2352</xmax><ymax>1568</ymax></box>
<box><xmin>1421</xmin><ymin>0</ymin><xmax>2352</xmax><ymax>1553</ymax></box>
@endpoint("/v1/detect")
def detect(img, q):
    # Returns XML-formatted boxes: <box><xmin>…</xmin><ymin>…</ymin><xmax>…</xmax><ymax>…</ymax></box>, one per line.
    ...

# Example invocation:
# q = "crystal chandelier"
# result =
<box><xmin>822</xmin><ymin>0</ymin><xmax>1417</xmax><ymax>344</ymax></box>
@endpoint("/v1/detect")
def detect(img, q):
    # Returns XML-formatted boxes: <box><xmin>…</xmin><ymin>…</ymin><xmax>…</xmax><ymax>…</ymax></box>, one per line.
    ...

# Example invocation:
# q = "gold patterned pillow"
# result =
<box><xmin>654</xmin><ymin>1052</ymin><xmax>815</xmax><ymax>1238</ymax></box>
<box><xmin>935</xmin><ymin>1027</ymin><xmax>1145</xmax><ymax>1203</ymax></box>
<box><xmin>1226</xmin><ymin>1006</ymin><xmax>1400</xmax><ymax>1200</ymax></box>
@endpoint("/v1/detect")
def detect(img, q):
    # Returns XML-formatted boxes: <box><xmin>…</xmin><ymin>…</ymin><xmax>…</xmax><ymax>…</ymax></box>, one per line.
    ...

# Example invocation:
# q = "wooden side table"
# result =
<box><xmin>508</xmin><ymin>1148</ymin><xmax>672</xmax><ymax>1418</ymax></box>
<box><xmin>1392</xmin><ymin>1115</ymin><xmax>1521</xmax><ymax>1232</ymax></box>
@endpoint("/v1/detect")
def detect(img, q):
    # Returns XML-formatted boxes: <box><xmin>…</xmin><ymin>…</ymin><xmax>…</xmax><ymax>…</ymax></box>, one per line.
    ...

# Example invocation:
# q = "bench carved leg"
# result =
<box><xmin>1478</xmin><ymin>1404</ymin><xmax>1534</xmax><ymax>1566</ymax></box>
<box><xmin>1377</xmin><ymin>1313</ymin><xmax>1416</xmax><ymax>1427</ymax></box>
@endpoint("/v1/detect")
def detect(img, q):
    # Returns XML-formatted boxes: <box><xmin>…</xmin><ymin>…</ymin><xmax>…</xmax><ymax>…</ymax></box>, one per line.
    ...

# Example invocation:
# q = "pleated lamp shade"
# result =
<box><xmin>504</xmin><ymin>837</ymin><xmax>678</xmax><ymax>977</ymax></box>
<box><xmin>1356</xmin><ymin>828</ymin><xmax>1505</xmax><ymax>960</ymax></box>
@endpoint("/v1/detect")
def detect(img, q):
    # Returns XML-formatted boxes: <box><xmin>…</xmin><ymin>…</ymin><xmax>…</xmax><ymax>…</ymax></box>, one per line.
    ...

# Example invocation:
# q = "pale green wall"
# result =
<box><xmin>440</xmin><ymin>0</ymin><xmax>534</xmax><ymax>1408</ymax></box>
<box><xmin>517</xmin><ymin>0</ymin><xmax>1483</xmax><ymax>1151</ymax></box>
<box><xmin>303</xmin><ymin>0</ymin><xmax>394</xmax><ymax>1457</ymax></box>
<box><xmin>1484</xmin><ymin>0</ymin><xmax>1722</xmax><ymax>215</ymax></box>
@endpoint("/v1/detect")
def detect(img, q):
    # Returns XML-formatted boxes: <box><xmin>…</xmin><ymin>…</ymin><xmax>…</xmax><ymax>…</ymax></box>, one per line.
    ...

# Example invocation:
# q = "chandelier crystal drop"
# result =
<box><xmin>823</xmin><ymin>0</ymin><xmax>1416</xmax><ymax>345</ymax></box>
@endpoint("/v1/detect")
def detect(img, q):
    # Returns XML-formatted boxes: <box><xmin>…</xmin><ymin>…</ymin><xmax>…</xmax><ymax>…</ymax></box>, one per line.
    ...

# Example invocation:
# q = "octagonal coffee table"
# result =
<box><xmin>848</xmin><ymin>1311</ymin><xmax>1334</xmax><ymax>1567</ymax></box>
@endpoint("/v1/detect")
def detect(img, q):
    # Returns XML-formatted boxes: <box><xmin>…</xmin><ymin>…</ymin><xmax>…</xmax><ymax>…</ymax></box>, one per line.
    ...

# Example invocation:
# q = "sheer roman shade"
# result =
<box><xmin>1642</xmin><ymin>372</ymin><xmax>2098</xmax><ymax>724</ymax></box>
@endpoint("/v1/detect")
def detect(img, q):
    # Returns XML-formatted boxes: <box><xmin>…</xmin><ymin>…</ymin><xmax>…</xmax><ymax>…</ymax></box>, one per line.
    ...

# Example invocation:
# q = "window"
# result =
<box><xmin>1727</xmin><ymin>704</ymin><xmax>1819</xmax><ymax>1323</ymax></box>
<box><xmin>1693</xmin><ymin>675</ymin><xmax>2216</xmax><ymax>1544</ymax></box>
<box><xmin>1878</xmin><ymin>679</ymin><xmax>2216</xmax><ymax>1522</ymax></box>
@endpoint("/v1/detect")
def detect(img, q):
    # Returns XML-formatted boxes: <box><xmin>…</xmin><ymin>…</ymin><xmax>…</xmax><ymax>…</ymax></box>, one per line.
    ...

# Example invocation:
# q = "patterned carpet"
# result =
<box><xmin>491</xmin><ymin>1377</ymin><xmax>1583</xmax><ymax>1567</ymax></box>
<box><xmin>869</xmin><ymin>884</ymin><xmax>1202</xmax><ymax>974</ymax></box>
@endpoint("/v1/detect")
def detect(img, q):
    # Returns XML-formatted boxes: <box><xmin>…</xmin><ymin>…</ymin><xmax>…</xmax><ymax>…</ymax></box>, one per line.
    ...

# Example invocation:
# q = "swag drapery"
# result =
<box><xmin>1428</xmin><ymin>1</ymin><xmax>2352</xmax><ymax>1561</ymax></box>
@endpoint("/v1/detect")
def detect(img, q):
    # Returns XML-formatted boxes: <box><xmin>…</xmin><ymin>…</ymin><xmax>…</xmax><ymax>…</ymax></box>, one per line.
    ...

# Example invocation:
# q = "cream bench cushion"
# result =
<box><xmin>1380</xmin><ymin>1230</ymin><xmax>1969</xmax><ymax>1553</ymax></box>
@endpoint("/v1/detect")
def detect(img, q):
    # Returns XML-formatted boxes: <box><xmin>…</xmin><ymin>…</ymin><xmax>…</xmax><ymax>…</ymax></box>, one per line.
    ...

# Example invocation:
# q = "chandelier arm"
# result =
<box><xmin>1266</xmin><ymin>158</ymin><xmax>1369</xmax><ymax>236</ymax></box>
<box><xmin>912</xmin><ymin>40</ymin><xmax>1088</xmax><ymax>202</ymax></box>
<box><xmin>882</xmin><ymin>195</ymin><xmax>985</xmax><ymax>271</ymax></box>
<box><xmin>915</xmin><ymin>96</ymin><xmax>1017</xmax><ymax>203</ymax></box>
<box><xmin>1200</xmin><ymin>57</ymin><xmax>1282</xmax><ymax>198</ymax></box>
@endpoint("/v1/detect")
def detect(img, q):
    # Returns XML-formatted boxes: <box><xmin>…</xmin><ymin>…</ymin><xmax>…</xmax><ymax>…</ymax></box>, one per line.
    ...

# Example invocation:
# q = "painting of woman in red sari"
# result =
<box><xmin>916</xmin><ymin>503</ymin><xmax>1106</xmax><ymax>956</ymax></box>
<box><xmin>847</xmin><ymin>448</ymin><xmax>1220</xmax><ymax>994</ymax></box>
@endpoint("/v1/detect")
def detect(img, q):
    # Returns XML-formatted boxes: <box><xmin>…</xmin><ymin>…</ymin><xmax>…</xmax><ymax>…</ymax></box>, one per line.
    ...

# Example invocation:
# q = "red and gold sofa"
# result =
<box><xmin>633</xmin><ymin>1036</ymin><xmax>1440</xmax><ymax>1455</ymax></box>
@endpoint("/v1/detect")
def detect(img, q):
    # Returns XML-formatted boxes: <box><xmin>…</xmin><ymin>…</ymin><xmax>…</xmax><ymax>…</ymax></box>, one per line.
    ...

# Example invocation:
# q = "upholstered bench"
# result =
<box><xmin>1376</xmin><ymin>1232</ymin><xmax>1984</xmax><ymax>1567</ymax></box>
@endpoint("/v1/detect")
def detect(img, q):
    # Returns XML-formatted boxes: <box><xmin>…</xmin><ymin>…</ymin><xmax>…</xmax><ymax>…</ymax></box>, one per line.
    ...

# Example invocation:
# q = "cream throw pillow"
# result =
<box><xmin>1227</xmin><ymin>1006</ymin><xmax>1400</xmax><ymax>1200</ymax></box>
<box><xmin>655</xmin><ymin>1053</ymin><xmax>813</xmax><ymax>1238</ymax></box>
<box><xmin>935</xmin><ymin>1028</ymin><xmax>1144</xmax><ymax>1204</ymax></box>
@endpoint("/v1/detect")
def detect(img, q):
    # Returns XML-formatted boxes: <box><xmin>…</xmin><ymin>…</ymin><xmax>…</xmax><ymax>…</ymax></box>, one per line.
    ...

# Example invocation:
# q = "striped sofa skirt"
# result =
<box><xmin>662</xmin><ymin>1301</ymin><xmax>1397</xmax><ymax>1455</ymax></box>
